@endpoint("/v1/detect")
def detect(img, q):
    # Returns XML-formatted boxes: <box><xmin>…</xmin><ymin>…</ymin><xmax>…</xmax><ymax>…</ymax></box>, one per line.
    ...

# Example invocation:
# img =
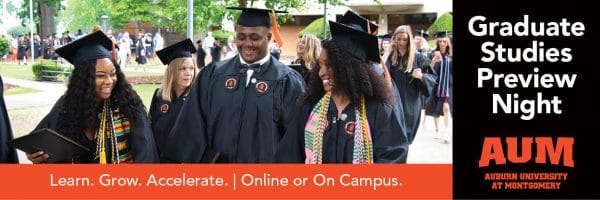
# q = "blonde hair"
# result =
<box><xmin>299</xmin><ymin>34</ymin><xmax>321</xmax><ymax>70</ymax></box>
<box><xmin>384</xmin><ymin>25</ymin><xmax>415</xmax><ymax>73</ymax></box>
<box><xmin>435</xmin><ymin>37</ymin><xmax>453</xmax><ymax>57</ymax></box>
<box><xmin>159</xmin><ymin>57</ymin><xmax>198</xmax><ymax>102</ymax></box>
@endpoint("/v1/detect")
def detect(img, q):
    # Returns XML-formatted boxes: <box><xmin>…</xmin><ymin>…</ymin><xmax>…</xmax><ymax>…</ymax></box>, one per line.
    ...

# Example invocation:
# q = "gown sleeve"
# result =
<box><xmin>129</xmin><ymin>106</ymin><xmax>159</xmax><ymax>163</ymax></box>
<box><xmin>371</xmin><ymin>102</ymin><xmax>409</xmax><ymax>163</ymax></box>
<box><xmin>274</xmin><ymin>71</ymin><xmax>306</xmax><ymax>163</ymax></box>
<box><xmin>148</xmin><ymin>88</ymin><xmax>159</xmax><ymax>124</ymax></box>
<box><xmin>0</xmin><ymin>76</ymin><xmax>18</xmax><ymax>163</ymax></box>
<box><xmin>414</xmin><ymin>52</ymin><xmax>437</xmax><ymax>98</ymax></box>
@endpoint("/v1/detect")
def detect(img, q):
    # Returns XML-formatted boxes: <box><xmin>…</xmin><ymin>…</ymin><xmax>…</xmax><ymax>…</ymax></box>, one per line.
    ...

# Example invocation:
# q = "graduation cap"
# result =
<box><xmin>339</xmin><ymin>10</ymin><xmax>378</xmax><ymax>34</ymax></box>
<box><xmin>329</xmin><ymin>21</ymin><xmax>380</xmax><ymax>63</ymax></box>
<box><xmin>436</xmin><ymin>31</ymin><xmax>448</xmax><ymax>38</ymax></box>
<box><xmin>156</xmin><ymin>38</ymin><xmax>197</xmax><ymax>65</ymax></box>
<box><xmin>227</xmin><ymin>7</ymin><xmax>288</xmax><ymax>28</ymax></box>
<box><xmin>378</xmin><ymin>34</ymin><xmax>391</xmax><ymax>41</ymax></box>
<box><xmin>415</xmin><ymin>29</ymin><xmax>430</xmax><ymax>39</ymax></box>
<box><xmin>55</xmin><ymin>30</ymin><xmax>113</xmax><ymax>66</ymax></box>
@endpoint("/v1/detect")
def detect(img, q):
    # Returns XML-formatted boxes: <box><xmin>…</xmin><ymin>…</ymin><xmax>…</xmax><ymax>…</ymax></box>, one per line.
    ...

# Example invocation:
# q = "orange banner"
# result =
<box><xmin>0</xmin><ymin>164</ymin><xmax>451</xmax><ymax>199</ymax></box>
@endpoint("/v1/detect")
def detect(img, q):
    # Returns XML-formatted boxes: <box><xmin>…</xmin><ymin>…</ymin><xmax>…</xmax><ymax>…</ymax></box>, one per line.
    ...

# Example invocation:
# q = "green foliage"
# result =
<box><xmin>31</xmin><ymin>62</ymin><xmax>73</xmax><ymax>81</ymax></box>
<box><xmin>213</xmin><ymin>30</ymin><xmax>235</xmax><ymax>45</ymax></box>
<box><xmin>299</xmin><ymin>17</ymin><xmax>329</xmax><ymax>39</ymax></box>
<box><xmin>428</xmin><ymin>12</ymin><xmax>453</xmax><ymax>36</ymax></box>
<box><xmin>0</xmin><ymin>36</ymin><xmax>9</xmax><ymax>58</ymax></box>
<box><xmin>18</xmin><ymin>0</ymin><xmax>63</xmax><ymax>26</ymax></box>
<box><xmin>60</xmin><ymin>0</ymin><xmax>111</xmax><ymax>32</ymax></box>
<box><xmin>8</xmin><ymin>26</ymin><xmax>32</xmax><ymax>36</ymax></box>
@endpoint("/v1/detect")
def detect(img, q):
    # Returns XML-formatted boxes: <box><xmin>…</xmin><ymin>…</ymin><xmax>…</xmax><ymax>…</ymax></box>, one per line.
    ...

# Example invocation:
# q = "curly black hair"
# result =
<box><xmin>300</xmin><ymin>39</ymin><xmax>392</xmax><ymax>106</ymax></box>
<box><xmin>57</xmin><ymin>59</ymin><xmax>143</xmax><ymax>143</ymax></box>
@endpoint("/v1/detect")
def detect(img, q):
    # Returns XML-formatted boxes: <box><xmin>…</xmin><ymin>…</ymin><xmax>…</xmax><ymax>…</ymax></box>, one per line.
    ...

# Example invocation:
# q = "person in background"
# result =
<box><xmin>210</xmin><ymin>39</ymin><xmax>222</xmax><ymax>63</ymax></box>
<box><xmin>195</xmin><ymin>39</ymin><xmax>206</xmax><ymax>68</ymax></box>
<box><xmin>202</xmin><ymin>32</ymin><xmax>215</xmax><ymax>62</ymax></box>
<box><xmin>290</xmin><ymin>33</ymin><xmax>321</xmax><ymax>82</ymax></box>
<box><xmin>425</xmin><ymin>31</ymin><xmax>453</xmax><ymax>143</ymax></box>
<box><xmin>26</xmin><ymin>31</ymin><xmax>158</xmax><ymax>163</ymax></box>
<box><xmin>153</xmin><ymin>31</ymin><xmax>165</xmax><ymax>53</ymax></box>
<box><xmin>382</xmin><ymin>25</ymin><xmax>436</xmax><ymax>144</ymax></box>
<box><xmin>224</xmin><ymin>35</ymin><xmax>237</xmax><ymax>59</ymax></box>
<box><xmin>117</xmin><ymin>32</ymin><xmax>132</xmax><ymax>69</ymax></box>
<box><xmin>149</xmin><ymin>39</ymin><xmax>198</xmax><ymax>162</ymax></box>
<box><xmin>135</xmin><ymin>33</ymin><xmax>147</xmax><ymax>71</ymax></box>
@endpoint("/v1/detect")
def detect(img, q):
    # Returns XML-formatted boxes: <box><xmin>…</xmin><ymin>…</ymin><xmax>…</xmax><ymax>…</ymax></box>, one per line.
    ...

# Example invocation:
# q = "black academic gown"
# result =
<box><xmin>34</xmin><ymin>99</ymin><xmax>159</xmax><ymax>163</ymax></box>
<box><xmin>299</xmin><ymin>98</ymin><xmax>408</xmax><ymax>163</ymax></box>
<box><xmin>288</xmin><ymin>59</ymin><xmax>311</xmax><ymax>83</ymax></box>
<box><xmin>425</xmin><ymin>56</ymin><xmax>453</xmax><ymax>117</ymax></box>
<box><xmin>0</xmin><ymin>76</ymin><xmax>18</xmax><ymax>163</ymax></box>
<box><xmin>163</xmin><ymin>55</ymin><xmax>306</xmax><ymax>163</ymax></box>
<box><xmin>387</xmin><ymin>52</ymin><xmax>437</xmax><ymax>144</ymax></box>
<box><xmin>148</xmin><ymin>89</ymin><xmax>187</xmax><ymax>162</ymax></box>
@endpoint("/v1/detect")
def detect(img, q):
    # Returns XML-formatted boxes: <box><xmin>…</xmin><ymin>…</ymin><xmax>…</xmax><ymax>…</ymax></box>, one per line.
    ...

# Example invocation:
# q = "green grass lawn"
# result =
<box><xmin>132</xmin><ymin>83</ymin><xmax>160</xmax><ymax>111</ymax></box>
<box><xmin>0</xmin><ymin>63</ymin><xmax>35</xmax><ymax>80</ymax></box>
<box><xmin>124</xmin><ymin>70</ymin><xmax>163</xmax><ymax>77</ymax></box>
<box><xmin>4</xmin><ymin>86</ymin><xmax>41</xmax><ymax>96</ymax></box>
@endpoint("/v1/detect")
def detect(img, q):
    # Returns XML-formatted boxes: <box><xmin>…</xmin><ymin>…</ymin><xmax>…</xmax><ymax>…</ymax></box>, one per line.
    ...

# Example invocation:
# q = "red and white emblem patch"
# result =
<box><xmin>345</xmin><ymin>122</ymin><xmax>355</xmax><ymax>134</ymax></box>
<box><xmin>256</xmin><ymin>81</ymin><xmax>268</xmax><ymax>93</ymax></box>
<box><xmin>160</xmin><ymin>104</ymin><xmax>169</xmax><ymax>113</ymax></box>
<box><xmin>225</xmin><ymin>78</ymin><xmax>237</xmax><ymax>90</ymax></box>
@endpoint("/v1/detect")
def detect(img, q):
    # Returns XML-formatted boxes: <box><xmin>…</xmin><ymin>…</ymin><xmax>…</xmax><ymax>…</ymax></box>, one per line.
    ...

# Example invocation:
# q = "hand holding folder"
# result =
<box><xmin>10</xmin><ymin>128</ymin><xmax>90</xmax><ymax>163</ymax></box>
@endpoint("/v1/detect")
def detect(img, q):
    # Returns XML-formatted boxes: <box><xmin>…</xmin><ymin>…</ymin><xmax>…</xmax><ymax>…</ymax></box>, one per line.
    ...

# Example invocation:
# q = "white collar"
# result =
<box><xmin>240</xmin><ymin>54</ymin><xmax>270</xmax><ymax>66</ymax></box>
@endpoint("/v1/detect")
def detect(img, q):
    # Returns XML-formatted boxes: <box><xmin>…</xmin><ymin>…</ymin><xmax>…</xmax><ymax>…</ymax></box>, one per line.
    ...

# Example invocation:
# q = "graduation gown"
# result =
<box><xmin>163</xmin><ymin>55</ymin><xmax>306</xmax><ymax>163</ymax></box>
<box><xmin>299</xmin><ymin>99</ymin><xmax>408</xmax><ymax>163</ymax></box>
<box><xmin>425</xmin><ymin>56</ymin><xmax>453</xmax><ymax>117</ymax></box>
<box><xmin>148</xmin><ymin>89</ymin><xmax>187</xmax><ymax>162</ymax></box>
<box><xmin>34</xmin><ymin>99</ymin><xmax>159</xmax><ymax>163</ymax></box>
<box><xmin>0</xmin><ymin>76</ymin><xmax>18</xmax><ymax>163</ymax></box>
<box><xmin>387</xmin><ymin>52</ymin><xmax>437</xmax><ymax>144</ymax></box>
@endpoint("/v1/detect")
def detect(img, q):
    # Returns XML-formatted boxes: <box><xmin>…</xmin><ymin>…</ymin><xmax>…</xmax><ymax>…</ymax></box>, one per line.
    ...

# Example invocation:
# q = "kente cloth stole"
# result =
<box><xmin>95</xmin><ymin>100</ymin><xmax>133</xmax><ymax>164</ymax></box>
<box><xmin>304</xmin><ymin>92</ymin><xmax>374</xmax><ymax>164</ymax></box>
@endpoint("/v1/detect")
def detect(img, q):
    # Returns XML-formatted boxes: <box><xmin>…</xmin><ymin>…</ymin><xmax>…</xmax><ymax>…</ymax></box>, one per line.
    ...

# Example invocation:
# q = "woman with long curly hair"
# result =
<box><xmin>382</xmin><ymin>25</ymin><xmax>437</xmax><ymax>144</ymax></box>
<box><xmin>27</xmin><ymin>31</ymin><xmax>158</xmax><ymax>163</ymax></box>
<box><xmin>299</xmin><ymin>21</ymin><xmax>408</xmax><ymax>164</ymax></box>
<box><xmin>149</xmin><ymin>39</ymin><xmax>197</xmax><ymax>161</ymax></box>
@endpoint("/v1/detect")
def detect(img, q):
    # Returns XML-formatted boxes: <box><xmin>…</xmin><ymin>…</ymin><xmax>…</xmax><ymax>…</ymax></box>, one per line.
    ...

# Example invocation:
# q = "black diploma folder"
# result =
<box><xmin>10</xmin><ymin>128</ymin><xmax>91</xmax><ymax>163</ymax></box>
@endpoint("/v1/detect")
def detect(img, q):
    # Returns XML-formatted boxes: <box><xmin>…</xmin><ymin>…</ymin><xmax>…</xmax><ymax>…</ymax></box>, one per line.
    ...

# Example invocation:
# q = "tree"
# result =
<box><xmin>59</xmin><ymin>0</ymin><xmax>111</xmax><ymax>33</ymax></box>
<box><xmin>428</xmin><ymin>12</ymin><xmax>452</xmax><ymax>36</ymax></box>
<box><xmin>0</xmin><ymin>35</ymin><xmax>9</xmax><ymax>58</ymax></box>
<box><xmin>298</xmin><ymin>17</ymin><xmax>329</xmax><ymax>39</ymax></box>
<box><xmin>19</xmin><ymin>0</ymin><xmax>63</xmax><ymax>38</ymax></box>
<box><xmin>0</xmin><ymin>1</ymin><xmax>17</xmax><ymax>24</ymax></box>
<box><xmin>60</xmin><ymin>0</ymin><xmax>346</xmax><ymax>36</ymax></box>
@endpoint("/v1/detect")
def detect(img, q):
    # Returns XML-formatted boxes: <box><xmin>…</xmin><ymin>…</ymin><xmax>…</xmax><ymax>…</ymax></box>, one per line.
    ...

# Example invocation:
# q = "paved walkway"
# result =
<box><xmin>2</xmin><ymin>77</ymin><xmax>66</xmax><ymax>110</ymax></box>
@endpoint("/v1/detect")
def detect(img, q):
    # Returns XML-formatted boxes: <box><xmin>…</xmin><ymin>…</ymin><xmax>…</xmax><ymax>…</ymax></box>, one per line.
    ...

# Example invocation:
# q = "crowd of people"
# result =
<box><xmin>1</xmin><ymin>7</ymin><xmax>452</xmax><ymax>164</ymax></box>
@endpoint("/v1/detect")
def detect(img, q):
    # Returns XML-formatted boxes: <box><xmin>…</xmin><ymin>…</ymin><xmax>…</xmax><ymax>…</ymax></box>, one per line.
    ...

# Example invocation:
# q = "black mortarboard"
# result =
<box><xmin>156</xmin><ymin>38</ymin><xmax>197</xmax><ymax>65</ymax></box>
<box><xmin>329</xmin><ymin>21</ymin><xmax>380</xmax><ymax>63</ymax></box>
<box><xmin>436</xmin><ymin>31</ymin><xmax>448</xmax><ymax>38</ymax></box>
<box><xmin>415</xmin><ymin>29</ymin><xmax>430</xmax><ymax>39</ymax></box>
<box><xmin>227</xmin><ymin>7</ymin><xmax>288</xmax><ymax>28</ymax></box>
<box><xmin>55</xmin><ymin>31</ymin><xmax>113</xmax><ymax>66</ymax></box>
<box><xmin>378</xmin><ymin>34</ymin><xmax>391</xmax><ymax>41</ymax></box>
<box><xmin>339</xmin><ymin>10</ymin><xmax>378</xmax><ymax>34</ymax></box>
